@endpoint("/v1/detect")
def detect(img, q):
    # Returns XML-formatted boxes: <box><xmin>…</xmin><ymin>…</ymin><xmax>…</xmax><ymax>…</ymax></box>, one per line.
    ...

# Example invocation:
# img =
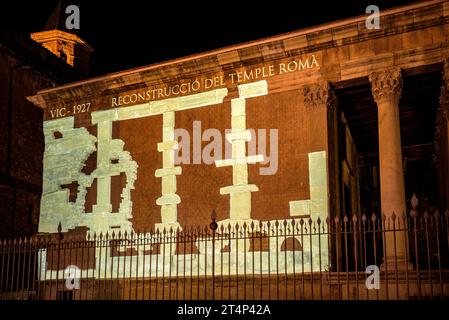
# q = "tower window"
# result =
<box><xmin>59</xmin><ymin>51</ymin><xmax>67</xmax><ymax>62</ymax></box>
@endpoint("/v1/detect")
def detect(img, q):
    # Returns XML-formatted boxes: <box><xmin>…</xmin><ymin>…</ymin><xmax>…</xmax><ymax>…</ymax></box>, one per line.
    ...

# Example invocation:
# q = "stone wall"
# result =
<box><xmin>0</xmin><ymin>48</ymin><xmax>53</xmax><ymax>238</ymax></box>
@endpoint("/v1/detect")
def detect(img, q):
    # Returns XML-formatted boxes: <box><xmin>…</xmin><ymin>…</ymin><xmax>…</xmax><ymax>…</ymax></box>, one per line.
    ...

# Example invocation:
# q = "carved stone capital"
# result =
<box><xmin>303</xmin><ymin>81</ymin><xmax>336</xmax><ymax>109</ymax></box>
<box><xmin>369</xmin><ymin>68</ymin><xmax>403</xmax><ymax>105</ymax></box>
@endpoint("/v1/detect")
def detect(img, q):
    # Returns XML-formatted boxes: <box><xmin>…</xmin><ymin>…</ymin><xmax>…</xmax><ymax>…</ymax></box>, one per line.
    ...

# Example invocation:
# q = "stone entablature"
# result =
<box><xmin>28</xmin><ymin>0</ymin><xmax>449</xmax><ymax>113</ymax></box>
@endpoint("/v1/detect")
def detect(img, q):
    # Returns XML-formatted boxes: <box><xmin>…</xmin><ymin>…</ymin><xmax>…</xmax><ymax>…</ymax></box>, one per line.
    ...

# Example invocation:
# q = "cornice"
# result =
<box><xmin>27</xmin><ymin>0</ymin><xmax>449</xmax><ymax>109</ymax></box>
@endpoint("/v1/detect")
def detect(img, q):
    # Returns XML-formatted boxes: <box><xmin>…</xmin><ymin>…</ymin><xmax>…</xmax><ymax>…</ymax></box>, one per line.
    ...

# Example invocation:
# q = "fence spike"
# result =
<box><xmin>411</xmin><ymin>193</ymin><xmax>419</xmax><ymax>209</ymax></box>
<box><xmin>211</xmin><ymin>209</ymin><xmax>217</xmax><ymax>221</ymax></box>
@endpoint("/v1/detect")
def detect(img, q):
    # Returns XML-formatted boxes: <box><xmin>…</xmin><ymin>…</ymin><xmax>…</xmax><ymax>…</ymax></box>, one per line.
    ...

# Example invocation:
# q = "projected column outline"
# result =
<box><xmin>215</xmin><ymin>80</ymin><xmax>267</xmax><ymax>220</ymax></box>
<box><xmin>154</xmin><ymin>111</ymin><xmax>182</xmax><ymax>230</ymax></box>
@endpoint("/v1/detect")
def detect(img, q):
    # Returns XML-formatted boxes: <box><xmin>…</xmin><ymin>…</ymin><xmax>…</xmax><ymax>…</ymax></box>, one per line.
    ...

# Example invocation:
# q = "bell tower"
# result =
<box><xmin>31</xmin><ymin>0</ymin><xmax>93</xmax><ymax>76</ymax></box>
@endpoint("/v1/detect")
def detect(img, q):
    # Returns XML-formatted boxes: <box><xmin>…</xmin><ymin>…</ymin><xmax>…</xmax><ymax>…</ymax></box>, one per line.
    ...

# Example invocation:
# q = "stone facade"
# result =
<box><xmin>0</xmin><ymin>26</ymin><xmax>88</xmax><ymax>238</ymax></box>
<box><xmin>24</xmin><ymin>0</ymin><xmax>449</xmax><ymax>276</ymax></box>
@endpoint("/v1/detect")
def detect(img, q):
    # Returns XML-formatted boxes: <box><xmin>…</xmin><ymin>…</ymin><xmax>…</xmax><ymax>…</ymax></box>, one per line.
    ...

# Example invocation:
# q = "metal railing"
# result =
<box><xmin>1</xmin><ymin>199</ymin><xmax>449</xmax><ymax>300</ymax></box>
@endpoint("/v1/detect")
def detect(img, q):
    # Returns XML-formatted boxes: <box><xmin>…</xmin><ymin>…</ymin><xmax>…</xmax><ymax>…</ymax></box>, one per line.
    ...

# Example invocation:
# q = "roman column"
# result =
<box><xmin>437</xmin><ymin>57</ymin><xmax>449</xmax><ymax>209</ymax></box>
<box><xmin>300</xmin><ymin>80</ymin><xmax>336</xmax><ymax>272</ymax></box>
<box><xmin>369</xmin><ymin>67</ymin><xmax>411</xmax><ymax>270</ymax></box>
<box><xmin>92</xmin><ymin>110</ymin><xmax>115</xmax><ymax>215</ymax></box>
<box><xmin>215</xmin><ymin>81</ymin><xmax>267</xmax><ymax>222</ymax></box>
<box><xmin>155</xmin><ymin>111</ymin><xmax>182</xmax><ymax>232</ymax></box>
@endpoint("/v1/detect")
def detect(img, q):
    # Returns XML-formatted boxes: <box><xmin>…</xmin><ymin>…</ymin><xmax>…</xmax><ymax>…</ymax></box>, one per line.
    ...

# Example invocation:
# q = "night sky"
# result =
<box><xmin>1</xmin><ymin>0</ymin><xmax>419</xmax><ymax>76</ymax></box>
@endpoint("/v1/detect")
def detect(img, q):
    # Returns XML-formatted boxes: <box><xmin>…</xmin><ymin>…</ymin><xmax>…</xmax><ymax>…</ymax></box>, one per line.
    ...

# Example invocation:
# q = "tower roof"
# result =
<box><xmin>43</xmin><ymin>0</ymin><xmax>81</xmax><ymax>35</ymax></box>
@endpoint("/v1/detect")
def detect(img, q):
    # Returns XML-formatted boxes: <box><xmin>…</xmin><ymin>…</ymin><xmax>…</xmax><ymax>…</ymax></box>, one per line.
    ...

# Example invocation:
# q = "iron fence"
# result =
<box><xmin>1</xmin><ymin>200</ymin><xmax>449</xmax><ymax>300</ymax></box>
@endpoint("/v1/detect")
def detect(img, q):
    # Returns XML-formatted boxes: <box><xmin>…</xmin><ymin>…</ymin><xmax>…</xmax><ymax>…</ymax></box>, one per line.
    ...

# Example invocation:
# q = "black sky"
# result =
<box><xmin>1</xmin><ymin>0</ymin><xmax>421</xmax><ymax>76</ymax></box>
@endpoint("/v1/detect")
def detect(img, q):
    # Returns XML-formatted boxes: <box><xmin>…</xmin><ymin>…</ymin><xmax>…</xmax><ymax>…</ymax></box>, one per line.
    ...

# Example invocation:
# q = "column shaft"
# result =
<box><xmin>369</xmin><ymin>68</ymin><xmax>411</xmax><ymax>270</ymax></box>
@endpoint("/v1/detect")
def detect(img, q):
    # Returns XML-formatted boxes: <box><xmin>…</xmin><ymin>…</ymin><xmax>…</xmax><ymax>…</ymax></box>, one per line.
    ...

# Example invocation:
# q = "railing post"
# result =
<box><xmin>55</xmin><ymin>222</ymin><xmax>63</xmax><ymax>299</ymax></box>
<box><xmin>410</xmin><ymin>194</ymin><xmax>421</xmax><ymax>299</ymax></box>
<box><xmin>209</xmin><ymin>210</ymin><xmax>218</xmax><ymax>300</ymax></box>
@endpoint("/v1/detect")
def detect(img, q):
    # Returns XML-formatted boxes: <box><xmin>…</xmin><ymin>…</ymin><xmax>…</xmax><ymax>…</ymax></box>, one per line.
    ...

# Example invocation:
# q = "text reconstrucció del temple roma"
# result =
<box><xmin>6</xmin><ymin>0</ymin><xmax>448</xmax><ymax>299</ymax></box>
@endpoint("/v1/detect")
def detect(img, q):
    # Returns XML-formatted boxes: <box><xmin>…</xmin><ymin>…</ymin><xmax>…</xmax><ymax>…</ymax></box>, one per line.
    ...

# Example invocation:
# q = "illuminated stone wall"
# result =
<box><xmin>27</xmin><ymin>0</ymin><xmax>449</xmax><ymax>277</ymax></box>
<box><xmin>37</xmin><ymin>68</ymin><xmax>333</xmax><ymax>273</ymax></box>
<box><xmin>38</xmin><ymin>56</ymin><xmax>332</xmax><ymax>238</ymax></box>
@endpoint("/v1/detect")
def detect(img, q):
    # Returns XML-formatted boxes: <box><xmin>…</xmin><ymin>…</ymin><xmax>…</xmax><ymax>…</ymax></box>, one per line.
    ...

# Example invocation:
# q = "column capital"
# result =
<box><xmin>369</xmin><ymin>67</ymin><xmax>403</xmax><ymax>105</ymax></box>
<box><xmin>303</xmin><ymin>81</ymin><xmax>336</xmax><ymax>109</ymax></box>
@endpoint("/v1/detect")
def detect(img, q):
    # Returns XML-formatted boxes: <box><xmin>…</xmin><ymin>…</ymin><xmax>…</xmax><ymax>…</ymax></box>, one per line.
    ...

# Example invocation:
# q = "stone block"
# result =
<box><xmin>260</xmin><ymin>41</ymin><xmax>286</xmax><ymax>61</ymax></box>
<box><xmin>282</xmin><ymin>35</ymin><xmax>308</xmax><ymax>52</ymax></box>
<box><xmin>348</xmin><ymin>39</ymin><xmax>375</xmax><ymax>61</ymax></box>
<box><xmin>217</xmin><ymin>50</ymin><xmax>240</xmax><ymax>65</ymax></box>
<box><xmin>307</xmin><ymin>29</ymin><xmax>333</xmax><ymax>47</ymax></box>
<box><xmin>332</xmin><ymin>24</ymin><xmax>359</xmax><ymax>42</ymax></box>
